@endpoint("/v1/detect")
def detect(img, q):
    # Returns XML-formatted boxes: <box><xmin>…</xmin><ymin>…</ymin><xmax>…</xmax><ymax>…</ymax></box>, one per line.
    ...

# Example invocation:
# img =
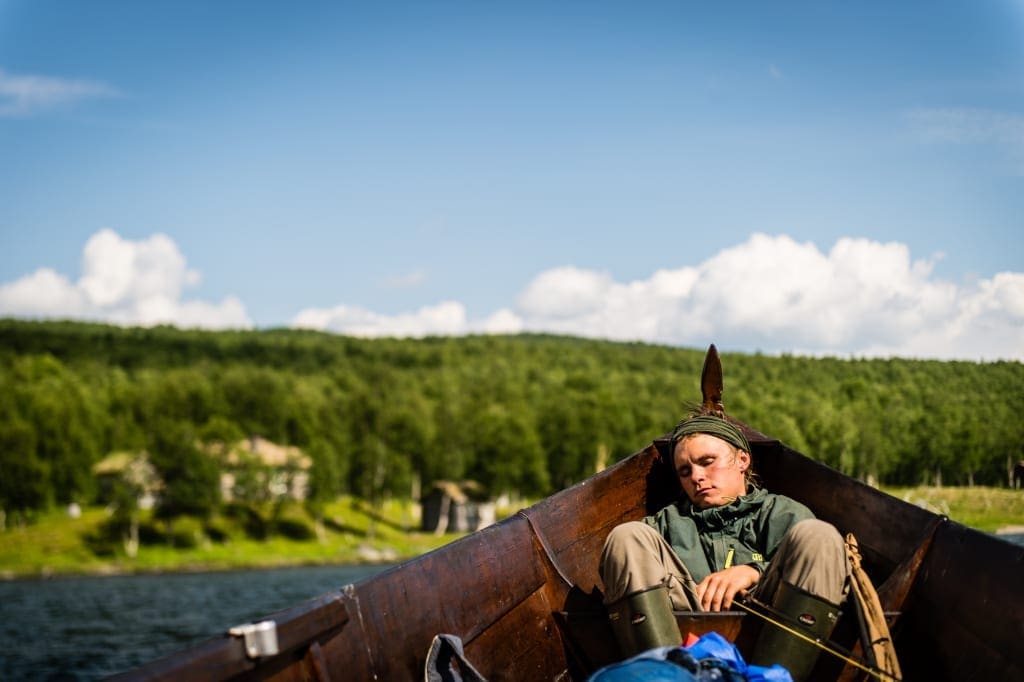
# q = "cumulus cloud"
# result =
<box><xmin>7</xmin><ymin>230</ymin><xmax>1020</xmax><ymax>360</ymax></box>
<box><xmin>292</xmin><ymin>301</ymin><xmax>469</xmax><ymax>338</ymax></box>
<box><xmin>479</xmin><ymin>308</ymin><xmax>524</xmax><ymax>334</ymax></box>
<box><xmin>517</xmin><ymin>267</ymin><xmax>616</xmax><ymax>319</ymax></box>
<box><xmin>508</xmin><ymin>234</ymin><xmax>1022</xmax><ymax>360</ymax></box>
<box><xmin>292</xmin><ymin>233</ymin><xmax>1023</xmax><ymax>361</ymax></box>
<box><xmin>0</xmin><ymin>67</ymin><xmax>119</xmax><ymax>116</ymax></box>
<box><xmin>0</xmin><ymin>229</ymin><xmax>251</xmax><ymax>329</ymax></box>
<box><xmin>291</xmin><ymin>299</ymin><xmax>527</xmax><ymax>338</ymax></box>
<box><xmin>0</xmin><ymin>268</ymin><xmax>87</xmax><ymax>317</ymax></box>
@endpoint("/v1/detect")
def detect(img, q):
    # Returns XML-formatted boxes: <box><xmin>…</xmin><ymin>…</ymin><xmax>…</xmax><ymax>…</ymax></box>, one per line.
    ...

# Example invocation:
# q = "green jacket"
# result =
<box><xmin>644</xmin><ymin>488</ymin><xmax>813</xmax><ymax>583</ymax></box>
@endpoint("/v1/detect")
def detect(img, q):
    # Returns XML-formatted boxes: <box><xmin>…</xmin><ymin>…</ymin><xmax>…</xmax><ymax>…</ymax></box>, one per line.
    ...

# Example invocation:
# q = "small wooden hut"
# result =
<box><xmin>420</xmin><ymin>480</ymin><xmax>496</xmax><ymax>534</ymax></box>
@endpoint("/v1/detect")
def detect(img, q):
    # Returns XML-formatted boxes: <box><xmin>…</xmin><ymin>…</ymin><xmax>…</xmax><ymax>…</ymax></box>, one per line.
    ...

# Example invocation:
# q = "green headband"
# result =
<box><xmin>671</xmin><ymin>415</ymin><xmax>750</xmax><ymax>454</ymax></box>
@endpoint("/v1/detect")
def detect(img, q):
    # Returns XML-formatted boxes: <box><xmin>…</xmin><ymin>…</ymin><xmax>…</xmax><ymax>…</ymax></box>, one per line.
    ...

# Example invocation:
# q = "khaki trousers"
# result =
<box><xmin>599</xmin><ymin>519</ymin><xmax>848</xmax><ymax>609</ymax></box>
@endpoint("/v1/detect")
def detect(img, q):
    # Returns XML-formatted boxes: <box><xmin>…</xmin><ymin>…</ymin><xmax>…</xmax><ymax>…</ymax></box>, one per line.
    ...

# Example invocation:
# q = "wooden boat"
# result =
<box><xmin>113</xmin><ymin>348</ymin><xmax>1024</xmax><ymax>681</ymax></box>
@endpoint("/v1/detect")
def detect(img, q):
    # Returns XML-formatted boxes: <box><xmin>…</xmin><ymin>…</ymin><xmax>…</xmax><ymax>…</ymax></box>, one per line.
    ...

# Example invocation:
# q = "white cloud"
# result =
<box><xmin>517</xmin><ymin>266</ymin><xmax>615</xmax><ymax>319</ymax></box>
<box><xmin>0</xmin><ymin>67</ymin><xmax>119</xmax><ymax>117</ymax></box>
<box><xmin>292</xmin><ymin>301</ymin><xmax>468</xmax><ymax>338</ymax></box>
<box><xmin>479</xmin><ymin>308</ymin><xmax>524</xmax><ymax>334</ymax></box>
<box><xmin>80</xmin><ymin>229</ymin><xmax>200</xmax><ymax>307</ymax></box>
<box><xmin>0</xmin><ymin>268</ymin><xmax>88</xmax><ymax>317</ymax></box>
<box><xmin>291</xmin><ymin>300</ymin><xmax>526</xmax><ymax>338</ymax></box>
<box><xmin>0</xmin><ymin>229</ymin><xmax>251</xmax><ymax>329</ymax></box>
<box><xmin>7</xmin><ymin>230</ymin><xmax>1020</xmax><ymax>360</ymax></box>
<box><xmin>292</xmin><ymin>233</ymin><xmax>1023</xmax><ymax>360</ymax></box>
<box><xmin>506</xmin><ymin>234</ymin><xmax>1022</xmax><ymax>360</ymax></box>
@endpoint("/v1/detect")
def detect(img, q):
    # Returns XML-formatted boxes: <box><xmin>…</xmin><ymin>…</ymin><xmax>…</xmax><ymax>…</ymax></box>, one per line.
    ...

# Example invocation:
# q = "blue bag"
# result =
<box><xmin>587</xmin><ymin>632</ymin><xmax>792</xmax><ymax>682</ymax></box>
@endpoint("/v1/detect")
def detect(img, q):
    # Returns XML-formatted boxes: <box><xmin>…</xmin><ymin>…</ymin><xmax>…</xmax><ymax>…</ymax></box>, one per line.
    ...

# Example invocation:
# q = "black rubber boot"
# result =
<box><xmin>749</xmin><ymin>582</ymin><xmax>840</xmax><ymax>681</ymax></box>
<box><xmin>606</xmin><ymin>583</ymin><xmax>681</xmax><ymax>658</ymax></box>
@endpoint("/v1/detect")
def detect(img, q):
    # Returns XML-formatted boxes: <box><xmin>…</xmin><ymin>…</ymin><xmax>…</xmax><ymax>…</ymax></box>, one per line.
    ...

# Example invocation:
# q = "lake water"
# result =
<box><xmin>998</xmin><ymin>532</ymin><xmax>1024</xmax><ymax>547</ymax></box>
<box><xmin>0</xmin><ymin>563</ymin><xmax>387</xmax><ymax>681</ymax></box>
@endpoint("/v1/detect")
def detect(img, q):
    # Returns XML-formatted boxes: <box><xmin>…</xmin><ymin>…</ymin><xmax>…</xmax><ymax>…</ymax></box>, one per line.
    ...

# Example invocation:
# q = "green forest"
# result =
<box><xmin>2</xmin><ymin>319</ymin><xmax>1023</xmax><ymax>528</ymax></box>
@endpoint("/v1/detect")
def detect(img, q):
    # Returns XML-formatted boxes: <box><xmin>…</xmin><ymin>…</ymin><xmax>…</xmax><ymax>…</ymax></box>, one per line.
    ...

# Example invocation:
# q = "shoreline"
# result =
<box><xmin>0</xmin><ymin>554</ymin><xmax>403</xmax><ymax>583</ymax></box>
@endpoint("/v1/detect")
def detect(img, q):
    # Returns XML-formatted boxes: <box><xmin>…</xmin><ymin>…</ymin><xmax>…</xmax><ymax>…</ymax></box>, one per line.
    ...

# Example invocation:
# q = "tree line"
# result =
<box><xmin>1</xmin><ymin>319</ymin><xmax>1022</xmax><ymax>522</ymax></box>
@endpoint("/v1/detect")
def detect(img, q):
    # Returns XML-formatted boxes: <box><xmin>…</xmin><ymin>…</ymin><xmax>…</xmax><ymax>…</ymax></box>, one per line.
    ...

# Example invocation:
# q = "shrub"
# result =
<box><xmin>167</xmin><ymin>516</ymin><xmax>204</xmax><ymax>548</ymax></box>
<box><xmin>203</xmin><ymin>518</ymin><xmax>231</xmax><ymax>543</ymax></box>
<box><xmin>274</xmin><ymin>512</ymin><xmax>316</xmax><ymax>540</ymax></box>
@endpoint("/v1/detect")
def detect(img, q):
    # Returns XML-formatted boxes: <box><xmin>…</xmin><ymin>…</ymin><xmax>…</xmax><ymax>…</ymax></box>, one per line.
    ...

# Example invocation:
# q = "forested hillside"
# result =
<box><xmin>2</xmin><ymin>319</ymin><xmax>1022</xmax><ymax>521</ymax></box>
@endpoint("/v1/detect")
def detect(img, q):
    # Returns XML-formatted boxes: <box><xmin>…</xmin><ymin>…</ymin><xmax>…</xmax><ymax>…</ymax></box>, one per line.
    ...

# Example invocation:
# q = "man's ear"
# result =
<box><xmin>737</xmin><ymin>450</ymin><xmax>751</xmax><ymax>471</ymax></box>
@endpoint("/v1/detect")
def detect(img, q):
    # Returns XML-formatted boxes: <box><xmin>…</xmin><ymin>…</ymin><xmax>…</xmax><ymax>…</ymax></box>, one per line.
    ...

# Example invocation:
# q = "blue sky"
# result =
<box><xmin>1</xmin><ymin>1</ymin><xmax>1022</xmax><ymax>360</ymax></box>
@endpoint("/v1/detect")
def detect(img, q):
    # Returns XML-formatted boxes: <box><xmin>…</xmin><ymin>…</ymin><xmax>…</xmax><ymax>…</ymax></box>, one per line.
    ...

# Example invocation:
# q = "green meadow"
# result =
<box><xmin>0</xmin><ymin>497</ymin><xmax>462</xmax><ymax>580</ymax></box>
<box><xmin>883</xmin><ymin>485</ymin><xmax>1024</xmax><ymax>533</ymax></box>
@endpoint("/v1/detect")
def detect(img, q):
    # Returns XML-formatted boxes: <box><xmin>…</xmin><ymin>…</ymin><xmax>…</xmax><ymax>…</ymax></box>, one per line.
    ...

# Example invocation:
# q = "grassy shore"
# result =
<box><xmin>2</xmin><ymin>486</ymin><xmax>1022</xmax><ymax>580</ymax></box>
<box><xmin>881</xmin><ymin>485</ymin><xmax>1024</xmax><ymax>533</ymax></box>
<box><xmin>0</xmin><ymin>497</ymin><xmax>466</xmax><ymax>580</ymax></box>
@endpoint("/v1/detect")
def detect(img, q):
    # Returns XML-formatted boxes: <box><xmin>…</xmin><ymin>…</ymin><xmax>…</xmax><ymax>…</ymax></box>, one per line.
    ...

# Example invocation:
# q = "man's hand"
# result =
<box><xmin>695</xmin><ymin>565</ymin><xmax>760</xmax><ymax>611</ymax></box>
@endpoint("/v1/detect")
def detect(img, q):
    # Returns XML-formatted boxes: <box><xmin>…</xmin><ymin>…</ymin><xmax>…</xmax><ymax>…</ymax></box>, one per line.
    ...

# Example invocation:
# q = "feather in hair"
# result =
<box><xmin>700</xmin><ymin>343</ymin><xmax>726</xmax><ymax>418</ymax></box>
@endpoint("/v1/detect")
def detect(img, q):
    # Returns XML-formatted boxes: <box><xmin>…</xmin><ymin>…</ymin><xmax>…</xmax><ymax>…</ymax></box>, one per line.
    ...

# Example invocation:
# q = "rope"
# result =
<box><xmin>733</xmin><ymin>599</ymin><xmax>901</xmax><ymax>681</ymax></box>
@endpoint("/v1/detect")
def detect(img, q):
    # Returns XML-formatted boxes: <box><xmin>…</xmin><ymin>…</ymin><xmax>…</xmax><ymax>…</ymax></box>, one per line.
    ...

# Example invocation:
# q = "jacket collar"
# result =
<box><xmin>678</xmin><ymin>486</ymin><xmax>766</xmax><ymax>529</ymax></box>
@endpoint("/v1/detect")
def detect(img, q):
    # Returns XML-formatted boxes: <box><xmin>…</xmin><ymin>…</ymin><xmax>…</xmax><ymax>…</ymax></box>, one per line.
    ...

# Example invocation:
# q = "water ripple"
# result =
<box><xmin>0</xmin><ymin>564</ymin><xmax>386</xmax><ymax>681</ymax></box>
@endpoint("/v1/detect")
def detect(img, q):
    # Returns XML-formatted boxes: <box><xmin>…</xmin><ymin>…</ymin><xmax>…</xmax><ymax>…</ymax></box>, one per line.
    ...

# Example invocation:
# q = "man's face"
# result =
<box><xmin>673</xmin><ymin>433</ymin><xmax>750</xmax><ymax>508</ymax></box>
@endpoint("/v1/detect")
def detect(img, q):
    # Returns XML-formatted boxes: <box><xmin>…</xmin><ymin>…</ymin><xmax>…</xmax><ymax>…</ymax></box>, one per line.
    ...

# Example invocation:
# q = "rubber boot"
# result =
<box><xmin>606</xmin><ymin>583</ymin><xmax>681</xmax><ymax>658</ymax></box>
<box><xmin>749</xmin><ymin>582</ymin><xmax>840</xmax><ymax>681</ymax></box>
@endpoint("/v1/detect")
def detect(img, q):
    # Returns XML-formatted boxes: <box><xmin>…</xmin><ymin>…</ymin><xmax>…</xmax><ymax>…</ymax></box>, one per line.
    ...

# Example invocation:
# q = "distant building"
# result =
<box><xmin>215</xmin><ymin>436</ymin><xmax>312</xmax><ymax>502</ymax></box>
<box><xmin>94</xmin><ymin>437</ymin><xmax>312</xmax><ymax>510</ymax></box>
<box><xmin>421</xmin><ymin>480</ymin><xmax>496</xmax><ymax>534</ymax></box>
<box><xmin>92</xmin><ymin>451</ymin><xmax>161</xmax><ymax>510</ymax></box>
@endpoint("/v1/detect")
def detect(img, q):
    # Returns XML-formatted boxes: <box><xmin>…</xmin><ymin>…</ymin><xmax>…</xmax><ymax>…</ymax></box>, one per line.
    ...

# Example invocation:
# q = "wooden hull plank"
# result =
<box><xmin>327</xmin><ymin>513</ymin><xmax>551</xmax><ymax>679</ymax></box>
<box><xmin>896</xmin><ymin>521</ymin><xmax>1024</xmax><ymax>679</ymax></box>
